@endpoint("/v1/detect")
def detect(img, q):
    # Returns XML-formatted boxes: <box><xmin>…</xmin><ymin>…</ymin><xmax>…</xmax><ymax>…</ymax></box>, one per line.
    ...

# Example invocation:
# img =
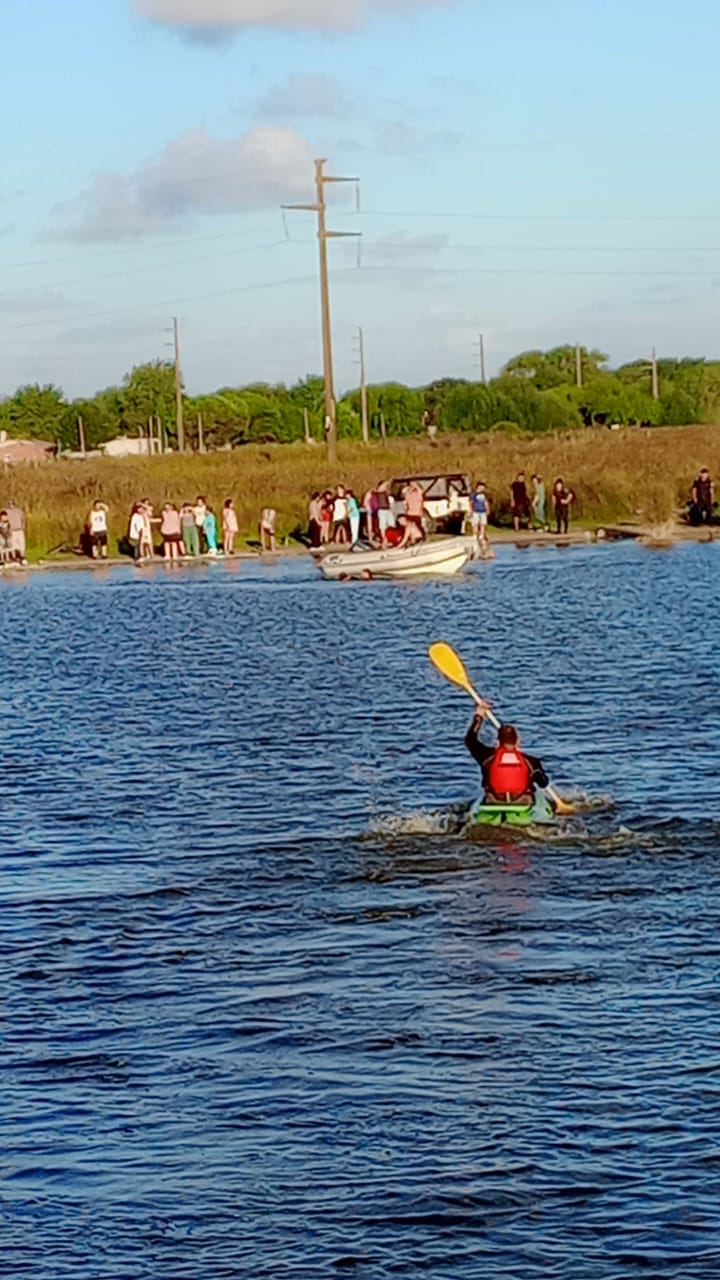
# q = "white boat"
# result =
<box><xmin>317</xmin><ymin>538</ymin><xmax>470</xmax><ymax>581</ymax></box>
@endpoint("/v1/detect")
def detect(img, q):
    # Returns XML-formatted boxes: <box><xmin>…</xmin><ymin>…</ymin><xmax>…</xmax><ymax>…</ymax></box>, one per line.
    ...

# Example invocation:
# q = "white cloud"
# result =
<box><xmin>51</xmin><ymin>126</ymin><xmax>314</xmax><ymax>241</ymax></box>
<box><xmin>256</xmin><ymin>73</ymin><xmax>354</xmax><ymax>120</ymax></box>
<box><xmin>133</xmin><ymin>0</ymin><xmax>451</xmax><ymax>35</ymax></box>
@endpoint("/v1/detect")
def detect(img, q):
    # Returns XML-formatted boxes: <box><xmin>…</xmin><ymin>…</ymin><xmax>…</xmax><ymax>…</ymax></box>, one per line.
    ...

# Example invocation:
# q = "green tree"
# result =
<box><xmin>120</xmin><ymin>361</ymin><xmax>176</xmax><ymax>439</ymax></box>
<box><xmin>5</xmin><ymin>383</ymin><xmax>68</xmax><ymax>442</ymax></box>
<box><xmin>504</xmin><ymin>345</ymin><xmax>608</xmax><ymax>390</ymax></box>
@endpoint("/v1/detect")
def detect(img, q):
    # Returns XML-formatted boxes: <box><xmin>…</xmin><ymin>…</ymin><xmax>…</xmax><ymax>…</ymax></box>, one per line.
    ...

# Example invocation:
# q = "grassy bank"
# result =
<box><xmin>2</xmin><ymin>425</ymin><xmax>716</xmax><ymax>559</ymax></box>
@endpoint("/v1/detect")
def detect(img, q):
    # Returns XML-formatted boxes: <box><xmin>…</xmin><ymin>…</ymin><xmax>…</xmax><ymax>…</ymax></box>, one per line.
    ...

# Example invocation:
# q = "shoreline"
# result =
<box><xmin>1</xmin><ymin>520</ymin><xmax>717</xmax><ymax>576</ymax></box>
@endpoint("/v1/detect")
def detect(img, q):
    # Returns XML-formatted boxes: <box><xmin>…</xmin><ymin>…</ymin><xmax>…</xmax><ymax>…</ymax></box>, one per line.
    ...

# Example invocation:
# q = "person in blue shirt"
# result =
<box><xmin>203</xmin><ymin>506</ymin><xmax>218</xmax><ymax>556</ymax></box>
<box><xmin>470</xmin><ymin>481</ymin><xmax>491</xmax><ymax>554</ymax></box>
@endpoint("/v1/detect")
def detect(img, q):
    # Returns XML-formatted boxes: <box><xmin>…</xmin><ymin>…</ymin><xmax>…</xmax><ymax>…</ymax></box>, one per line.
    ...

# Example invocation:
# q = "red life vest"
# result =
<box><xmin>486</xmin><ymin>746</ymin><xmax>532</xmax><ymax>800</ymax></box>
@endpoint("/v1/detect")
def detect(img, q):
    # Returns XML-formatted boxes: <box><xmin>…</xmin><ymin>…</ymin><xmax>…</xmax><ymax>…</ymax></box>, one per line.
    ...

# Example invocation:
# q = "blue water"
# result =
<box><xmin>2</xmin><ymin>542</ymin><xmax>720</xmax><ymax>1278</ymax></box>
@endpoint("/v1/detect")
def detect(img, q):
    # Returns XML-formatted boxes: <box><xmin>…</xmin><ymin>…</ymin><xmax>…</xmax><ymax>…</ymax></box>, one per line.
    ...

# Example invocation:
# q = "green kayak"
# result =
<box><xmin>468</xmin><ymin>795</ymin><xmax>556</xmax><ymax>828</ymax></box>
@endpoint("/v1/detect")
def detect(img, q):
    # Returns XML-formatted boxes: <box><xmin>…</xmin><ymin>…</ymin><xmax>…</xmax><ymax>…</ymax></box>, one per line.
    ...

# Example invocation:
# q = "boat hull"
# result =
<box><xmin>318</xmin><ymin>539</ymin><xmax>470</xmax><ymax>581</ymax></box>
<box><xmin>467</xmin><ymin>796</ymin><xmax>556</xmax><ymax>829</ymax></box>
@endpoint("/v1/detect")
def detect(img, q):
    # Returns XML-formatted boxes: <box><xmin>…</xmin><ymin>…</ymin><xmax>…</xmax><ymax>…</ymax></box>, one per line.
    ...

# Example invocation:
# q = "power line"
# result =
<box><xmin>0</xmin><ymin>222</ymin><xmax>282</xmax><ymax>272</ymax></box>
<box><xmin>356</xmin><ymin>264</ymin><xmax>720</xmax><ymax>278</ymax></box>
<box><xmin>0</xmin><ymin>241</ymin><xmax>298</xmax><ymax>300</ymax></box>
<box><xmin>0</xmin><ymin>269</ymin><xmax>357</xmax><ymax>334</ymax></box>
<box><xmin>347</xmin><ymin>209</ymin><xmax>720</xmax><ymax>223</ymax></box>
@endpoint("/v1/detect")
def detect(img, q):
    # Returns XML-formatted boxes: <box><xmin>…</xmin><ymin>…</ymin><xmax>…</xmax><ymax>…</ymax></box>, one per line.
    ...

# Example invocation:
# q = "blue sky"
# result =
<box><xmin>1</xmin><ymin>0</ymin><xmax>719</xmax><ymax>398</ymax></box>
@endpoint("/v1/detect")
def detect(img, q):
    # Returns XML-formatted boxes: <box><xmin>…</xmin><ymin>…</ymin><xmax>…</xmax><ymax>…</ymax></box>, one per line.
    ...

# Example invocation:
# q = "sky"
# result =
<box><xmin>2</xmin><ymin>0</ymin><xmax>720</xmax><ymax>398</ymax></box>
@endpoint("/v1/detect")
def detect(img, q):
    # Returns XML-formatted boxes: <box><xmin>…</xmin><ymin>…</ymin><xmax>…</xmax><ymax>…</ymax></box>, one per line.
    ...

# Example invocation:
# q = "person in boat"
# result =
<box><xmin>465</xmin><ymin>703</ymin><xmax>550</xmax><ymax>808</ymax></box>
<box><xmin>395</xmin><ymin>513</ymin><xmax>424</xmax><ymax>549</ymax></box>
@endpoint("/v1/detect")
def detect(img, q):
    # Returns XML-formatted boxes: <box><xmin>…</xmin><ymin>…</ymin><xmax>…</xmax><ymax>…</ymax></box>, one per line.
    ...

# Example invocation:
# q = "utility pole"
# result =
<box><xmin>197</xmin><ymin>412</ymin><xmax>205</xmax><ymax>454</ymax></box>
<box><xmin>77</xmin><ymin>415</ymin><xmax>86</xmax><ymax>456</ymax></box>
<box><xmin>172</xmin><ymin>317</ymin><xmax>185</xmax><ymax>453</ymax></box>
<box><xmin>651</xmin><ymin>347</ymin><xmax>659</xmax><ymax>401</ymax></box>
<box><xmin>476</xmin><ymin>333</ymin><xmax>486</xmax><ymax>385</ymax></box>
<box><xmin>576</xmin><ymin>344</ymin><xmax>583</xmax><ymax>388</ymax></box>
<box><xmin>354</xmin><ymin>326</ymin><xmax>370</xmax><ymax>445</ymax></box>
<box><xmin>284</xmin><ymin>159</ymin><xmax>360</xmax><ymax>466</ymax></box>
<box><xmin>303</xmin><ymin>407</ymin><xmax>312</xmax><ymax>445</ymax></box>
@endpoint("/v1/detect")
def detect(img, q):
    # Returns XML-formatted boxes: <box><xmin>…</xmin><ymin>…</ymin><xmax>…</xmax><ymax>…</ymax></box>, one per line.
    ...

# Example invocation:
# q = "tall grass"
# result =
<box><xmin>1</xmin><ymin>424</ymin><xmax>715</xmax><ymax>558</ymax></box>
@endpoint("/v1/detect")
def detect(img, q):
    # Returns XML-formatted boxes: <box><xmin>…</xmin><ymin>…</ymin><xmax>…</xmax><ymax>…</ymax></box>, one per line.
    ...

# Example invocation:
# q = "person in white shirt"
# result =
<box><xmin>193</xmin><ymin>495</ymin><xmax>208</xmax><ymax>552</ymax></box>
<box><xmin>128</xmin><ymin>505</ymin><xmax>144</xmax><ymax>561</ymax></box>
<box><xmin>332</xmin><ymin>485</ymin><xmax>349</xmax><ymax>544</ymax></box>
<box><xmin>88</xmin><ymin>500</ymin><xmax>109</xmax><ymax>560</ymax></box>
<box><xmin>259</xmin><ymin>507</ymin><xmax>276</xmax><ymax>552</ymax></box>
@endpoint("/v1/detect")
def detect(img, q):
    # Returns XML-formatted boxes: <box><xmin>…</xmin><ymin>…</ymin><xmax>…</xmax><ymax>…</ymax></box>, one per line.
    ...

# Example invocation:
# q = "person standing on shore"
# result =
<box><xmin>691</xmin><ymin>469</ymin><xmax>715</xmax><ymax>525</ymax></box>
<box><xmin>362</xmin><ymin>486</ymin><xmax>378</xmax><ymax>542</ymax></box>
<box><xmin>470</xmin><ymin>481</ymin><xmax>491</xmax><ymax>553</ymax></box>
<box><xmin>6</xmin><ymin>501</ymin><xmax>27</xmax><ymax>565</ymax></box>
<box><xmin>375</xmin><ymin>481</ymin><xmax>394</xmax><ymax>547</ymax></box>
<box><xmin>203</xmin><ymin>506</ymin><xmax>219</xmax><ymax>556</ymax></box>
<box><xmin>0</xmin><ymin>510</ymin><xmax>12</xmax><ymax>564</ymax></box>
<box><xmin>320</xmin><ymin>491</ymin><xmax>333</xmax><ymax>545</ymax></box>
<box><xmin>531</xmin><ymin>475</ymin><xmax>547</xmax><ymax>532</ymax></box>
<box><xmin>139</xmin><ymin>501</ymin><xmax>155</xmax><ymax>561</ymax></box>
<box><xmin>223</xmin><ymin>499</ymin><xmax>239</xmax><ymax>555</ymax></box>
<box><xmin>332</xmin><ymin>485</ymin><xmax>349</xmax><ymax>544</ymax></box>
<box><xmin>308</xmin><ymin>492</ymin><xmax>323</xmax><ymax>548</ymax></box>
<box><xmin>160</xmin><ymin>503</ymin><xmax>183</xmax><ymax>561</ymax></box>
<box><xmin>88</xmin><ymin>500</ymin><xmax>109</xmax><ymax>560</ymax></box>
<box><xmin>553</xmin><ymin>479</ymin><xmax>575</xmax><ymax>534</ymax></box>
<box><xmin>180</xmin><ymin>503</ymin><xmax>198</xmax><ymax>556</ymax></box>
<box><xmin>510</xmin><ymin>473</ymin><xmax>531</xmax><ymax>532</ymax></box>
<box><xmin>347</xmin><ymin>489</ymin><xmax>361</xmax><ymax>546</ymax></box>
<box><xmin>128</xmin><ymin>504</ymin><xmax>144</xmax><ymax>562</ymax></box>
<box><xmin>259</xmin><ymin>507</ymin><xmax>277</xmax><ymax>552</ymax></box>
<box><xmin>194</xmin><ymin>495</ymin><xmax>208</xmax><ymax>553</ymax></box>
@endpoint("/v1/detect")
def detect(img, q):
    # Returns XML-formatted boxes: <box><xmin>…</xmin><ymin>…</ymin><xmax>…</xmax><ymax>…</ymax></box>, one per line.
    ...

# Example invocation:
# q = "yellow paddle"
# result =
<box><xmin>428</xmin><ymin>642</ymin><xmax>577</xmax><ymax>816</ymax></box>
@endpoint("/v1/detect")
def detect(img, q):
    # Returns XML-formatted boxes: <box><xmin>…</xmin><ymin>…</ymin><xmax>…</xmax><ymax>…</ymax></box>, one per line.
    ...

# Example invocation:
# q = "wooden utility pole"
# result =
<box><xmin>477</xmin><ymin>333</ymin><xmax>486</xmax><ymax>385</ymax></box>
<box><xmin>651</xmin><ymin>347</ymin><xmax>659</xmax><ymax>401</ymax></box>
<box><xmin>303</xmin><ymin>407</ymin><xmax>312</xmax><ymax>444</ymax></box>
<box><xmin>284</xmin><ymin>159</ymin><xmax>360</xmax><ymax>466</ymax></box>
<box><xmin>358</xmin><ymin>327</ymin><xmax>369</xmax><ymax>445</ymax></box>
<box><xmin>173</xmin><ymin>317</ymin><xmax>185</xmax><ymax>453</ymax></box>
<box><xmin>197</xmin><ymin>412</ymin><xmax>205</xmax><ymax>454</ymax></box>
<box><xmin>77</xmin><ymin>415</ymin><xmax>86</xmax><ymax>456</ymax></box>
<box><xmin>576</xmin><ymin>344</ymin><xmax>583</xmax><ymax>388</ymax></box>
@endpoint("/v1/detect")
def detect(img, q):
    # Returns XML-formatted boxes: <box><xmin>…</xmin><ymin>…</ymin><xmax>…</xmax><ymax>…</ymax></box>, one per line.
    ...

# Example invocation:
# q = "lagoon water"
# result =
<box><xmin>2</xmin><ymin>542</ymin><xmax>720</xmax><ymax>1278</ymax></box>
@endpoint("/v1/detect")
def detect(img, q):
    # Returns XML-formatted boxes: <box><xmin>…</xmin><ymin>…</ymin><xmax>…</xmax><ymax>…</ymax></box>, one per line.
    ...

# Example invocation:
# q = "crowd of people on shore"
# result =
<box><xmin>82</xmin><ymin>496</ymin><xmax>277</xmax><ymax>563</ymax></box>
<box><xmin>307</xmin><ymin>473</ymin><xmax>578</xmax><ymax>552</ymax></box>
<box><xmin>119</xmin><ymin>497</ymin><xmax>277</xmax><ymax>562</ymax></box>
<box><xmin>308</xmin><ymin>481</ymin><xmax>430</xmax><ymax>551</ymax></box>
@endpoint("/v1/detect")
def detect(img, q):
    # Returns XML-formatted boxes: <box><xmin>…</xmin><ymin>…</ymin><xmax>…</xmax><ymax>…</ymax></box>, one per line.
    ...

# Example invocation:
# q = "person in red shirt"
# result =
<box><xmin>465</xmin><ymin>704</ymin><xmax>549</xmax><ymax>805</ymax></box>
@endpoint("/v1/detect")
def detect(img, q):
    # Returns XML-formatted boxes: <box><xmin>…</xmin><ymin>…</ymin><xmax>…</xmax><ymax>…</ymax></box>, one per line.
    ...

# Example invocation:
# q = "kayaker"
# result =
<box><xmin>465</xmin><ymin>703</ymin><xmax>550</xmax><ymax>807</ymax></box>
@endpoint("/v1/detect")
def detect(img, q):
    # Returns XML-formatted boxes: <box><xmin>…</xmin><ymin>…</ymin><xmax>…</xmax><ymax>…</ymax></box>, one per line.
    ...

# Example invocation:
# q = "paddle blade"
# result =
<box><xmin>428</xmin><ymin>642</ymin><xmax>473</xmax><ymax>694</ymax></box>
<box><xmin>548</xmin><ymin>787</ymin><xmax>577</xmax><ymax>817</ymax></box>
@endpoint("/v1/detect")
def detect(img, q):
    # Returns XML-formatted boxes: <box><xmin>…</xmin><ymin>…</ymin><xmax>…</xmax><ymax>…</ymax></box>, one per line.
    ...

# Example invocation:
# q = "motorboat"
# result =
<box><xmin>317</xmin><ymin>538</ymin><xmax>471</xmax><ymax>581</ymax></box>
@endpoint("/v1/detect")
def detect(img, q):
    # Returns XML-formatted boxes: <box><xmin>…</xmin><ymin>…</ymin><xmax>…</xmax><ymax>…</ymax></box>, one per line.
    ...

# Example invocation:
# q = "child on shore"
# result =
<box><xmin>203</xmin><ymin>506</ymin><xmax>218</xmax><ymax>556</ymax></box>
<box><xmin>223</xmin><ymin>499</ymin><xmax>238</xmax><ymax>555</ymax></box>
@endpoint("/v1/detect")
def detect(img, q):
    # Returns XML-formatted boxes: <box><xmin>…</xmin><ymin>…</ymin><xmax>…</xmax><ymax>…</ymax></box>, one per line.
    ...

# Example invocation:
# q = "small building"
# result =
<box><xmin>0</xmin><ymin>431</ymin><xmax>56</xmax><ymax>465</ymax></box>
<box><xmin>101</xmin><ymin>435</ymin><xmax>159</xmax><ymax>458</ymax></box>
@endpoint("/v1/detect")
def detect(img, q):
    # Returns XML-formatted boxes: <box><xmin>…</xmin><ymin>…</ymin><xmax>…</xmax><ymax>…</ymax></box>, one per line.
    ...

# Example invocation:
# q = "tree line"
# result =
<box><xmin>3</xmin><ymin>346</ymin><xmax>720</xmax><ymax>452</ymax></box>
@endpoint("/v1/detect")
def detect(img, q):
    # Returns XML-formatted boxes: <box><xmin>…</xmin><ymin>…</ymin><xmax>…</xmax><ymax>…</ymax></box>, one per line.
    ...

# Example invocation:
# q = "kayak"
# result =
<box><xmin>468</xmin><ymin>795</ymin><xmax>556</xmax><ymax>828</ymax></box>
